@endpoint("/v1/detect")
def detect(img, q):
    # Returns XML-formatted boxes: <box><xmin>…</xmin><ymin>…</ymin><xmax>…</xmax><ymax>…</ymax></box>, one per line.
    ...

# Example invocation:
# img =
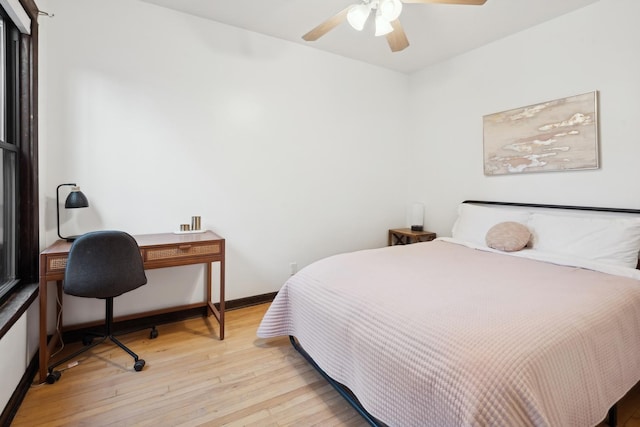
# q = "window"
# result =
<box><xmin>0</xmin><ymin>0</ymin><xmax>38</xmax><ymax>304</ymax></box>
<box><xmin>0</xmin><ymin>9</ymin><xmax>19</xmax><ymax>301</ymax></box>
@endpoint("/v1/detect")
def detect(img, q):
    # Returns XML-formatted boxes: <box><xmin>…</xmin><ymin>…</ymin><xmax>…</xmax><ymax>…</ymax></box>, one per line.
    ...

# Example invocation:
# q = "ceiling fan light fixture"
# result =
<box><xmin>379</xmin><ymin>0</ymin><xmax>402</xmax><ymax>21</ymax></box>
<box><xmin>347</xmin><ymin>3</ymin><xmax>371</xmax><ymax>31</ymax></box>
<box><xmin>374</xmin><ymin>13</ymin><xmax>394</xmax><ymax>36</ymax></box>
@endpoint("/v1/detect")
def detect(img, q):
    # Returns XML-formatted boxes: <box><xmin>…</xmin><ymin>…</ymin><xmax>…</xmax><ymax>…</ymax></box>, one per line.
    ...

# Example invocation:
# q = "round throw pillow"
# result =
<box><xmin>485</xmin><ymin>221</ymin><xmax>531</xmax><ymax>252</ymax></box>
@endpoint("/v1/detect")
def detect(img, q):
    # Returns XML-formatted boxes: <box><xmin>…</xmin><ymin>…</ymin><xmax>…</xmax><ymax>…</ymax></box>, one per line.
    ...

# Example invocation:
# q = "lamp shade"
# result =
<box><xmin>347</xmin><ymin>3</ymin><xmax>371</xmax><ymax>31</ymax></box>
<box><xmin>410</xmin><ymin>202</ymin><xmax>424</xmax><ymax>231</ymax></box>
<box><xmin>374</xmin><ymin>13</ymin><xmax>394</xmax><ymax>36</ymax></box>
<box><xmin>57</xmin><ymin>183</ymin><xmax>90</xmax><ymax>241</ymax></box>
<box><xmin>65</xmin><ymin>186</ymin><xmax>89</xmax><ymax>208</ymax></box>
<box><xmin>379</xmin><ymin>0</ymin><xmax>402</xmax><ymax>21</ymax></box>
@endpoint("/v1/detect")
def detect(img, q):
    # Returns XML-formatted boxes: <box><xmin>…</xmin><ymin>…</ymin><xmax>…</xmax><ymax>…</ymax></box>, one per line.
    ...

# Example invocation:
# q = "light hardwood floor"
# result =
<box><xmin>11</xmin><ymin>303</ymin><xmax>640</xmax><ymax>426</ymax></box>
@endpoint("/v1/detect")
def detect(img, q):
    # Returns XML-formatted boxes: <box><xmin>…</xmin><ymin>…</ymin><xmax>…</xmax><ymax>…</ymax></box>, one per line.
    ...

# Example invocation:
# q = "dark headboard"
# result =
<box><xmin>463</xmin><ymin>200</ymin><xmax>640</xmax><ymax>215</ymax></box>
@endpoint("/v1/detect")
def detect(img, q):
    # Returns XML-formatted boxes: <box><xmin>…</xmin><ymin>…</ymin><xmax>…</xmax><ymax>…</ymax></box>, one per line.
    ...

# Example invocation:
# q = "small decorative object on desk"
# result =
<box><xmin>174</xmin><ymin>229</ymin><xmax>207</xmax><ymax>234</ymax></box>
<box><xmin>174</xmin><ymin>216</ymin><xmax>206</xmax><ymax>234</ymax></box>
<box><xmin>192</xmin><ymin>216</ymin><xmax>201</xmax><ymax>231</ymax></box>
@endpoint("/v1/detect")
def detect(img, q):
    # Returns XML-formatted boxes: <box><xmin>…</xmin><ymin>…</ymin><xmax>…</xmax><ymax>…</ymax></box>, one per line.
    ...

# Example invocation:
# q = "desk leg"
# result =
<box><xmin>205</xmin><ymin>262</ymin><xmax>225</xmax><ymax>340</ymax></box>
<box><xmin>38</xmin><ymin>280</ymin><xmax>64</xmax><ymax>383</ymax></box>
<box><xmin>206</xmin><ymin>262</ymin><xmax>212</xmax><ymax>313</ymax></box>
<box><xmin>57</xmin><ymin>281</ymin><xmax>63</xmax><ymax>328</ymax></box>
<box><xmin>219</xmin><ymin>260</ymin><xmax>225</xmax><ymax>340</ymax></box>
<box><xmin>38</xmin><ymin>278</ymin><xmax>48</xmax><ymax>383</ymax></box>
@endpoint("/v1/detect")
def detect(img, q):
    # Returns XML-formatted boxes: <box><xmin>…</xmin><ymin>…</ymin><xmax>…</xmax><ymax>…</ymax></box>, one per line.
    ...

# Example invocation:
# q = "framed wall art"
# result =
<box><xmin>483</xmin><ymin>91</ymin><xmax>599</xmax><ymax>176</ymax></box>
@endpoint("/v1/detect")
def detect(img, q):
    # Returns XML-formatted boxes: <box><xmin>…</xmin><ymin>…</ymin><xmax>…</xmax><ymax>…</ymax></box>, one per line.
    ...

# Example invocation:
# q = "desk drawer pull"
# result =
<box><xmin>145</xmin><ymin>243</ymin><xmax>220</xmax><ymax>261</ymax></box>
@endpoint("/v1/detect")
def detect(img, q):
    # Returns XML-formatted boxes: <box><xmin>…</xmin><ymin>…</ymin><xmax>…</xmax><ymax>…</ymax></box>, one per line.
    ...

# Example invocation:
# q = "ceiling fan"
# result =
<box><xmin>302</xmin><ymin>0</ymin><xmax>487</xmax><ymax>53</ymax></box>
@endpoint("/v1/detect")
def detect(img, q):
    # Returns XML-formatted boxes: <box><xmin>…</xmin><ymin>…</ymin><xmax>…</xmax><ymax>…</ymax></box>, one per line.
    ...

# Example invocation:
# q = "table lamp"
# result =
<box><xmin>57</xmin><ymin>183</ymin><xmax>89</xmax><ymax>241</ymax></box>
<box><xmin>410</xmin><ymin>202</ymin><xmax>424</xmax><ymax>231</ymax></box>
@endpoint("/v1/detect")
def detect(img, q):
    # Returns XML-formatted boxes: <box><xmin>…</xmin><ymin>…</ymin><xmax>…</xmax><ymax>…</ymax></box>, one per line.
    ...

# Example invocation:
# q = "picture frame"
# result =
<box><xmin>483</xmin><ymin>91</ymin><xmax>599</xmax><ymax>176</ymax></box>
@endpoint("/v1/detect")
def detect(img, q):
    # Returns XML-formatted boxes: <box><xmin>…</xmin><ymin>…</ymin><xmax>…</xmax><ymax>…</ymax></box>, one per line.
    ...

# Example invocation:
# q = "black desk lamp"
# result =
<box><xmin>57</xmin><ymin>183</ymin><xmax>89</xmax><ymax>241</ymax></box>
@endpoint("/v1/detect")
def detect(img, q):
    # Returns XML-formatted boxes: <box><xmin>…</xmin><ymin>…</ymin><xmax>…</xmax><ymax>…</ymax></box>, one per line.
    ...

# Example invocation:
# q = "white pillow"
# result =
<box><xmin>529</xmin><ymin>212</ymin><xmax>640</xmax><ymax>268</ymax></box>
<box><xmin>452</xmin><ymin>203</ymin><xmax>530</xmax><ymax>246</ymax></box>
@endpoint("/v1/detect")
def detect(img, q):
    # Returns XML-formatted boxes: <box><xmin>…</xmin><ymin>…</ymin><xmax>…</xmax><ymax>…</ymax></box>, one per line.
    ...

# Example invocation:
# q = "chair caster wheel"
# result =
<box><xmin>149</xmin><ymin>327</ymin><xmax>158</xmax><ymax>339</ymax></box>
<box><xmin>46</xmin><ymin>370</ymin><xmax>61</xmax><ymax>384</ymax></box>
<box><xmin>134</xmin><ymin>359</ymin><xmax>145</xmax><ymax>371</ymax></box>
<box><xmin>82</xmin><ymin>336</ymin><xmax>93</xmax><ymax>346</ymax></box>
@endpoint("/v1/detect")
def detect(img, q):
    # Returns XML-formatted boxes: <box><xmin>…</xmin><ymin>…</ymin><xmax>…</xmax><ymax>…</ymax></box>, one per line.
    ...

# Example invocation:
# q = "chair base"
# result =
<box><xmin>46</xmin><ymin>297</ymin><xmax>156</xmax><ymax>384</ymax></box>
<box><xmin>46</xmin><ymin>335</ymin><xmax>147</xmax><ymax>384</ymax></box>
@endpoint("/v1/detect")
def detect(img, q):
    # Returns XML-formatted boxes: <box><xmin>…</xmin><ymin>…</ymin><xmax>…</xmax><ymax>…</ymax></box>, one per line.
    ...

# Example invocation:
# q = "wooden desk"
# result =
<box><xmin>38</xmin><ymin>230</ymin><xmax>225</xmax><ymax>383</ymax></box>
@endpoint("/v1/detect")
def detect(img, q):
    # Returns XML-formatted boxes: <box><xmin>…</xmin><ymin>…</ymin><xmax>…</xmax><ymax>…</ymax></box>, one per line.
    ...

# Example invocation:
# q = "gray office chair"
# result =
<box><xmin>46</xmin><ymin>230</ymin><xmax>155</xmax><ymax>384</ymax></box>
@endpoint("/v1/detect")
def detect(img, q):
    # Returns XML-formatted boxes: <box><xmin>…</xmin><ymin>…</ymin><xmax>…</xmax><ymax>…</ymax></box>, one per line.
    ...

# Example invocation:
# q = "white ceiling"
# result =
<box><xmin>139</xmin><ymin>0</ymin><xmax>601</xmax><ymax>74</ymax></box>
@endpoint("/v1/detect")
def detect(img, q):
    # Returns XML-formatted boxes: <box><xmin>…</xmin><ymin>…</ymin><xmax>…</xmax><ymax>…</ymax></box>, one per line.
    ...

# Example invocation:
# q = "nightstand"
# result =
<box><xmin>388</xmin><ymin>228</ymin><xmax>436</xmax><ymax>246</ymax></box>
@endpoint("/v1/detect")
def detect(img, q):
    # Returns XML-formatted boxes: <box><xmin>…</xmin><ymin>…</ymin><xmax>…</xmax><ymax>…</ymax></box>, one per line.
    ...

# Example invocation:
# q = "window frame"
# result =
<box><xmin>0</xmin><ymin>7</ymin><xmax>20</xmax><ymax>301</ymax></box>
<box><xmin>0</xmin><ymin>0</ymin><xmax>38</xmax><ymax>304</ymax></box>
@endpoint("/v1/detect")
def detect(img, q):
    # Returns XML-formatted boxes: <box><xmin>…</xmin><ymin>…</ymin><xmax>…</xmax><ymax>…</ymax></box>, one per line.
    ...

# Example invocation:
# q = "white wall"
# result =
<box><xmin>0</xmin><ymin>313</ymin><xmax>27</xmax><ymax>408</ymax></box>
<box><xmin>408</xmin><ymin>0</ymin><xmax>640</xmax><ymax>237</ymax></box>
<box><xmin>0</xmin><ymin>299</ymin><xmax>39</xmax><ymax>413</ymax></box>
<box><xmin>37</xmin><ymin>0</ymin><xmax>410</xmax><ymax>327</ymax></box>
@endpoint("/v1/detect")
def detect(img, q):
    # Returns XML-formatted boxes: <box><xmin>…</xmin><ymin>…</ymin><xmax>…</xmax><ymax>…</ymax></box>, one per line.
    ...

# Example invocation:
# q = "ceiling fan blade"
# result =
<box><xmin>386</xmin><ymin>19</ymin><xmax>409</xmax><ymax>52</ymax></box>
<box><xmin>302</xmin><ymin>7</ymin><xmax>350</xmax><ymax>41</ymax></box>
<box><xmin>401</xmin><ymin>0</ymin><xmax>486</xmax><ymax>5</ymax></box>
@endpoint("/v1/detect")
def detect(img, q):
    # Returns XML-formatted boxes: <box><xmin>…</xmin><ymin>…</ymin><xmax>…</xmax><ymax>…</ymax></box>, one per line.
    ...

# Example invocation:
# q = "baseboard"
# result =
<box><xmin>223</xmin><ymin>292</ymin><xmax>277</xmax><ymax>310</ymax></box>
<box><xmin>61</xmin><ymin>291</ymin><xmax>278</xmax><ymax>343</ymax></box>
<box><xmin>1</xmin><ymin>291</ymin><xmax>277</xmax><ymax>426</ymax></box>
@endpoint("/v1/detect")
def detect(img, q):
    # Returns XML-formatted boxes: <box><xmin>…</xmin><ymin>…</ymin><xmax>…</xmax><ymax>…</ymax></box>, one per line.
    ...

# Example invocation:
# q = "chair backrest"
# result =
<box><xmin>64</xmin><ymin>230</ymin><xmax>148</xmax><ymax>299</ymax></box>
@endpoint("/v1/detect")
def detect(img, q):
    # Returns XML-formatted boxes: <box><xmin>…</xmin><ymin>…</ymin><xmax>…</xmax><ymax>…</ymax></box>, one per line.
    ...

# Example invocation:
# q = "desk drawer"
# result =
<box><xmin>143</xmin><ymin>243</ymin><xmax>221</xmax><ymax>262</ymax></box>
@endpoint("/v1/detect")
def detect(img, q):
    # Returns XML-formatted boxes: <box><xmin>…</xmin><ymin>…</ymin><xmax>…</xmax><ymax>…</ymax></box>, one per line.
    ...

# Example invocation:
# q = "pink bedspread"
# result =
<box><xmin>257</xmin><ymin>240</ymin><xmax>640</xmax><ymax>426</ymax></box>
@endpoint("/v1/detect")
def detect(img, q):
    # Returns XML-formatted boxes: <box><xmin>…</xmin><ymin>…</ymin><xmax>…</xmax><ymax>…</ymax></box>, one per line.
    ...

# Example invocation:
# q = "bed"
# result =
<box><xmin>257</xmin><ymin>201</ymin><xmax>640</xmax><ymax>426</ymax></box>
